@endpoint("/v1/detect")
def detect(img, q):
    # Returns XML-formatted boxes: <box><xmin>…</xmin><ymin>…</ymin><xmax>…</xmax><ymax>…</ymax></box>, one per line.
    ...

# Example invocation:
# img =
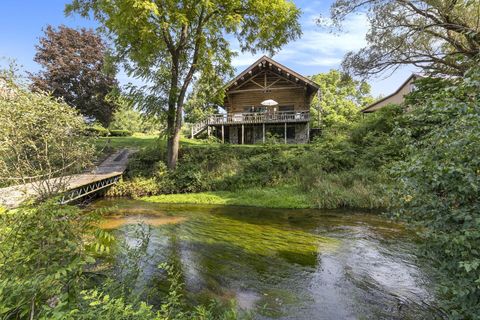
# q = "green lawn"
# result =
<box><xmin>95</xmin><ymin>134</ymin><xmax>307</xmax><ymax>152</ymax></box>
<box><xmin>142</xmin><ymin>185</ymin><xmax>313</xmax><ymax>209</ymax></box>
<box><xmin>95</xmin><ymin>134</ymin><xmax>160</xmax><ymax>152</ymax></box>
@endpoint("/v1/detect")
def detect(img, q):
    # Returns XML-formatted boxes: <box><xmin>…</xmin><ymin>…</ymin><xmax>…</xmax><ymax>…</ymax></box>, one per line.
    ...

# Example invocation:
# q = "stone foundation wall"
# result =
<box><xmin>229</xmin><ymin>126</ymin><xmax>238</xmax><ymax>144</ymax></box>
<box><xmin>294</xmin><ymin>123</ymin><xmax>308</xmax><ymax>143</ymax></box>
<box><xmin>225</xmin><ymin>123</ymin><xmax>309</xmax><ymax>144</ymax></box>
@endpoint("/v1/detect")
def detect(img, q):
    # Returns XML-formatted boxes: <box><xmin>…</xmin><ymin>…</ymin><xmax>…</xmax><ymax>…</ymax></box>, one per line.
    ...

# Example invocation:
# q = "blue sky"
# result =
<box><xmin>0</xmin><ymin>0</ymin><xmax>417</xmax><ymax>97</ymax></box>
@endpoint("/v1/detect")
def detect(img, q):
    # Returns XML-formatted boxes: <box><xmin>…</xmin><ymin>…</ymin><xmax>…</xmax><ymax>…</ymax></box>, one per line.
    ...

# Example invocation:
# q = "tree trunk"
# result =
<box><xmin>168</xmin><ymin>124</ymin><xmax>181</xmax><ymax>168</ymax></box>
<box><xmin>167</xmin><ymin>97</ymin><xmax>184</xmax><ymax>168</ymax></box>
<box><xmin>166</xmin><ymin>100</ymin><xmax>177</xmax><ymax>169</ymax></box>
<box><xmin>166</xmin><ymin>59</ymin><xmax>179</xmax><ymax>169</ymax></box>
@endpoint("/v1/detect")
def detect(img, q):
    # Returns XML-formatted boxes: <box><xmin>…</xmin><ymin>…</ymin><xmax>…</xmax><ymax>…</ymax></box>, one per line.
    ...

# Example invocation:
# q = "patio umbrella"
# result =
<box><xmin>261</xmin><ymin>99</ymin><xmax>278</xmax><ymax>106</ymax></box>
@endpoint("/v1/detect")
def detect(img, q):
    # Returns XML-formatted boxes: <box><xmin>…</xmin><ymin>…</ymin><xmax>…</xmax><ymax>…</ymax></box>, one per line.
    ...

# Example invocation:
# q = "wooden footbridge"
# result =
<box><xmin>0</xmin><ymin>149</ymin><xmax>133</xmax><ymax>209</ymax></box>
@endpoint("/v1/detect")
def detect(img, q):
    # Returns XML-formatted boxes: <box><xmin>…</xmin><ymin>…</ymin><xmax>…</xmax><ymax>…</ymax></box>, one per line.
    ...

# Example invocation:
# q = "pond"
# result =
<box><xmin>91</xmin><ymin>199</ymin><xmax>442</xmax><ymax>319</ymax></box>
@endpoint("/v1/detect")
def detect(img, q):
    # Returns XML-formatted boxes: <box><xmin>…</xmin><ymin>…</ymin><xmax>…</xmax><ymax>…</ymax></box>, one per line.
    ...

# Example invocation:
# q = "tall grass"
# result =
<box><xmin>303</xmin><ymin>169</ymin><xmax>389</xmax><ymax>209</ymax></box>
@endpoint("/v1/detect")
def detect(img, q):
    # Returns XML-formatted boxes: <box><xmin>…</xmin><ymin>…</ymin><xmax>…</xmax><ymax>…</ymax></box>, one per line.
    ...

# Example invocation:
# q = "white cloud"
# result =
<box><xmin>230</xmin><ymin>13</ymin><xmax>369</xmax><ymax>72</ymax></box>
<box><xmin>231</xmin><ymin>54</ymin><xmax>259</xmax><ymax>68</ymax></box>
<box><xmin>221</xmin><ymin>11</ymin><xmax>414</xmax><ymax>97</ymax></box>
<box><xmin>297</xmin><ymin>57</ymin><xmax>343</xmax><ymax>67</ymax></box>
<box><xmin>285</xmin><ymin>13</ymin><xmax>368</xmax><ymax>60</ymax></box>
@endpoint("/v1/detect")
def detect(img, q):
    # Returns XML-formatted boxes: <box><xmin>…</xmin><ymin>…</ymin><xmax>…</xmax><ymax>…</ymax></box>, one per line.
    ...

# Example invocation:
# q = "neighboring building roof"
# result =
<box><xmin>225</xmin><ymin>56</ymin><xmax>320</xmax><ymax>92</ymax></box>
<box><xmin>361</xmin><ymin>74</ymin><xmax>422</xmax><ymax>113</ymax></box>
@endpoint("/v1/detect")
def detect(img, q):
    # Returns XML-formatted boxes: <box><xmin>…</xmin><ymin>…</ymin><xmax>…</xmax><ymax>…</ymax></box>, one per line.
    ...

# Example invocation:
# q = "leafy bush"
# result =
<box><xmin>44</xmin><ymin>264</ymin><xmax>238</xmax><ymax>320</ymax></box>
<box><xmin>106</xmin><ymin>177</ymin><xmax>160</xmax><ymax>198</ymax></box>
<box><xmin>86</xmin><ymin>125</ymin><xmax>110</xmax><ymax>137</ymax></box>
<box><xmin>0</xmin><ymin>202</ymin><xmax>98</xmax><ymax>319</ymax></box>
<box><xmin>118</xmin><ymin>140</ymin><xmax>389</xmax><ymax>209</ymax></box>
<box><xmin>0</xmin><ymin>201</ymin><xmax>239</xmax><ymax>319</ymax></box>
<box><xmin>389</xmin><ymin>67</ymin><xmax>480</xmax><ymax>318</ymax></box>
<box><xmin>109</xmin><ymin>129</ymin><xmax>133</xmax><ymax>137</ymax></box>
<box><xmin>0</xmin><ymin>75</ymin><xmax>95</xmax><ymax>197</ymax></box>
<box><xmin>108</xmin><ymin>96</ymin><xmax>160</xmax><ymax>134</ymax></box>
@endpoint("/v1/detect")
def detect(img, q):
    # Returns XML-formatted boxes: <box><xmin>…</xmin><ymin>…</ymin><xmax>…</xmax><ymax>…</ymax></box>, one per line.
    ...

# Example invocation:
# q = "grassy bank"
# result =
<box><xmin>95</xmin><ymin>134</ymin><xmax>159</xmax><ymax>151</ymax></box>
<box><xmin>104</xmin><ymin>108</ymin><xmax>402</xmax><ymax>210</ymax></box>
<box><xmin>94</xmin><ymin>134</ymin><xmax>210</xmax><ymax>153</ymax></box>
<box><xmin>142</xmin><ymin>185</ymin><xmax>312</xmax><ymax>209</ymax></box>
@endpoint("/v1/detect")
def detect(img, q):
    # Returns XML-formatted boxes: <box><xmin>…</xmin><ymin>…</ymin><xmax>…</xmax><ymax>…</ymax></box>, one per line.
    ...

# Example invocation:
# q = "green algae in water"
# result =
<box><xmin>91</xmin><ymin>199</ymin><xmax>443</xmax><ymax>319</ymax></box>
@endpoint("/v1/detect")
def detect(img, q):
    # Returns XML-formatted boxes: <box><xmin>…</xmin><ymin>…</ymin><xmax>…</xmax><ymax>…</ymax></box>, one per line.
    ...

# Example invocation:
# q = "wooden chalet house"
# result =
<box><xmin>190</xmin><ymin>56</ymin><xmax>319</xmax><ymax>144</ymax></box>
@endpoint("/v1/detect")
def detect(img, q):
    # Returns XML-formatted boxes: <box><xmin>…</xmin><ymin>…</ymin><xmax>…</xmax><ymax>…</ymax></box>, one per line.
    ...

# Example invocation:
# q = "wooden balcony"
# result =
<box><xmin>190</xmin><ymin>111</ymin><xmax>310</xmax><ymax>138</ymax></box>
<box><xmin>206</xmin><ymin>111</ymin><xmax>310</xmax><ymax>126</ymax></box>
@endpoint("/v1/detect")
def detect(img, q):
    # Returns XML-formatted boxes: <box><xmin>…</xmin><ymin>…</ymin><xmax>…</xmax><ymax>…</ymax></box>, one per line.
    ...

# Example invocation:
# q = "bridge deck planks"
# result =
<box><xmin>0</xmin><ymin>149</ymin><xmax>133</xmax><ymax>209</ymax></box>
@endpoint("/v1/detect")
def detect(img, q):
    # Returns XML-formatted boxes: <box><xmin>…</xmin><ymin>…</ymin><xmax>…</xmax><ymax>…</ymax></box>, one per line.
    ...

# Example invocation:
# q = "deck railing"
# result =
<box><xmin>190</xmin><ymin>111</ymin><xmax>310</xmax><ymax>137</ymax></box>
<box><xmin>207</xmin><ymin>111</ymin><xmax>309</xmax><ymax>125</ymax></box>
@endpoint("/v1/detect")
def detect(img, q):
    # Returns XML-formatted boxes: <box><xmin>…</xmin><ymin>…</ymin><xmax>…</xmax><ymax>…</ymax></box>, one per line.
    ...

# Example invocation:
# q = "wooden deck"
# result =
<box><xmin>207</xmin><ymin>111</ymin><xmax>309</xmax><ymax>125</ymax></box>
<box><xmin>191</xmin><ymin>111</ymin><xmax>309</xmax><ymax>137</ymax></box>
<box><xmin>0</xmin><ymin>149</ymin><xmax>133</xmax><ymax>209</ymax></box>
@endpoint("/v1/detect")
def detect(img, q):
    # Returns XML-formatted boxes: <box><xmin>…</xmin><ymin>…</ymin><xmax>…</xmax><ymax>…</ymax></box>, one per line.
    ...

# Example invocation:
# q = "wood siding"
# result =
<box><xmin>362</xmin><ymin>75</ymin><xmax>418</xmax><ymax>113</ymax></box>
<box><xmin>225</xmin><ymin>70</ymin><xmax>314</xmax><ymax>113</ymax></box>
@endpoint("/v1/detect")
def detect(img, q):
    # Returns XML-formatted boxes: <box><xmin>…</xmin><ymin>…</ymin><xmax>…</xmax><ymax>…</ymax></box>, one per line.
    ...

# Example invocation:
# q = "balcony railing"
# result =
<box><xmin>206</xmin><ymin>111</ymin><xmax>309</xmax><ymax>125</ymax></box>
<box><xmin>190</xmin><ymin>111</ymin><xmax>310</xmax><ymax>137</ymax></box>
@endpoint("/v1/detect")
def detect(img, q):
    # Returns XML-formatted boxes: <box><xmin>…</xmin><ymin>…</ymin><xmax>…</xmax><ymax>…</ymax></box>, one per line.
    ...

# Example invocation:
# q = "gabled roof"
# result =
<box><xmin>361</xmin><ymin>74</ymin><xmax>422</xmax><ymax>113</ymax></box>
<box><xmin>226</xmin><ymin>56</ymin><xmax>320</xmax><ymax>92</ymax></box>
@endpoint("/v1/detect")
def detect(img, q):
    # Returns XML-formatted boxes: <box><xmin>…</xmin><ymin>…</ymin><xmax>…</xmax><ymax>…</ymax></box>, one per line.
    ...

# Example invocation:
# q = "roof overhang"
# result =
<box><xmin>225</xmin><ymin>56</ymin><xmax>320</xmax><ymax>93</ymax></box>
<box><xmin>361</xmin><ymin>74</ymin><xmax>421</xmax><ymax>113</ymax></box>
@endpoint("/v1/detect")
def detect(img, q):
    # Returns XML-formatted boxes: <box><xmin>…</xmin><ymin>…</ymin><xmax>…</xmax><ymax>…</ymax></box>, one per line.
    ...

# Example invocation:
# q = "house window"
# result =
<box><xmin>279</xmin><ymin>105</ymin><xmax>294</xmax><ymax>112</ymax></box>
<box><xmin>243</xmin><ymin>106</ymin><xmax>267</xmax><ymax>112</ymax></box>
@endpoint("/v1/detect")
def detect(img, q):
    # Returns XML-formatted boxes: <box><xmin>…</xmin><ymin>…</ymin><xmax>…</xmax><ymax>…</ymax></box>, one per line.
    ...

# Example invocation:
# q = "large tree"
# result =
<box><xmin>31</xmin><ymin>25</ymin><xmax>118</xmax><ymax>127</ymax></box>
<box><xmin>67</xmin><ymin>0</ymin><xmax>301</xmax><ymax>168</ymax></box>
<box><xmin>324</xmin><ymin>0</ymin><xmax>480</xmax><ymax>77</ymax></box>
<box><xmin>310</xmin><ymin>70</ymin><xmax>373</xmax><ymax>129</ymax></box>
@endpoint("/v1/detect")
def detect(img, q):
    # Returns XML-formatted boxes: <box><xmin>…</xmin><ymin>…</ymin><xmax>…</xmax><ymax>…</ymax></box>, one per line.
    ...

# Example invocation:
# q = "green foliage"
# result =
<box><xmin>0</xmin><ymin>202</ymin><xmax>97</xmax><ymax>319</ymax></box>
<box><xmin>30</xmin><ymin>25</ymin><xmax>118</xmax><ymax>126</ymax></box>
<box><xmin>301</xmin><ymin>167</ymin><xmax>388</xmax><ymax>209</ymax></box>
<box><xmin>109</xmin><ymin>129</ymin><xmax>133</xmax><ymax>137</ymax></box>
<box><xmin>107</xmin><ymin>177</ymin><xmax>160</xmax><ymax>198</ymax></box>
<box><xmin>113</xmin><ymin>138</ymin><xmax>393</xmax><ymax>209</ymax></box>
<box><xmin>108</xmin><ymin>95</ymin><xmax>159</xmax><ymax>134</ymax></box>
<box><xmin>44</xmin><ymin>264</ymin><xmax>238</xmax><ymax>320</ymax></box>
<box><xmin>86</xmin><ymin>124</ymin><xmax>110</xmax><ymax>137</ymax></box>
<box><xmin>388</xmin><ymin>66</ymin><xmax>480</xmax><ymax>318</ymax></box>
<box><xmin>310</xmin><ymin>70</ymin><xmax>373</xmax><ymax>129</ymax></box>
<box><xmin>144</xmin><ymin>185</ymin><xmax>311</xmax><ymax>209</ymax></box>
<box><xmin>0</xmin><ymin>73</ymin><xmax>95</xmax><ymax>196</ymax></box>
<box><xmin>326</xmin><ymin>0</ymin><xmax>480</xmax><ymax>77</ymax></box>
<box><xmin>68</xmin><ymin>0</ymin><xmax>302</xmax><ymax>168</ymax></box>
<box><xmin>122</xmin><ymin>145</ymin><xmax>306</xmax><ymax>193</ymax></box>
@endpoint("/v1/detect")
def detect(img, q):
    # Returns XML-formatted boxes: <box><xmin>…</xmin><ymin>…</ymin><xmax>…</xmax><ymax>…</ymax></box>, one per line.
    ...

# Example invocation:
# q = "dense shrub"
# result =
<box><xmin>113</xmin><ymin>139</ymin><xmax>390</xmax><ymax>209</ymax></box>
<box><xmin>0</xmin><ymin>76</ymin><xmax>95</xmax><ymax>196</ymax></box>
<box><xmin>106</xmin><ymin>177</ymin><xmax>160</xmax><ymax>198</ymax></box>
<box><xmin>0</xmin><ymin>202</ymin><xmax>98</xmax><ymax>319</ymax></box>
<box><xmin>392</xmin><ymin>70</ymin><xmax>480</xmax><ymax>319</ymax></box>
<box><xmin>110</xmin><ymin>144</ymin><xmax>308</xmax><ymax>197</ymax></box>
<box><xmin>389</xmin><ymin>67</ymin><xmax>480</xmax><ymax>318</ymax></box>
<box><xmin>109</xmin><ymin>129</ymin><xmax>133</xmax><ymax>137</ymax></box>
<box><xmin>86</xmin><ymin>125</ymin><xmax>110</xmax><ymax>137</ymax></box>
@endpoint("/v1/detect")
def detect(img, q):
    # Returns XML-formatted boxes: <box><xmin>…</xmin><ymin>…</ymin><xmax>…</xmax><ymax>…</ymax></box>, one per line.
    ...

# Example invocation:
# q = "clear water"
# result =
<box><xmin>92</xmin><ymin>199</ymin><xmax>442</xmax><ymax>319</ymax></box>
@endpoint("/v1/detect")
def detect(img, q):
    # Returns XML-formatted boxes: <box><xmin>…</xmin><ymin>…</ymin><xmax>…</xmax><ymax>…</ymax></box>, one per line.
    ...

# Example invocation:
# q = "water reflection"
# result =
<box><xmin>91</xmin><ymin>199</ymin><xmax>442</xmax><ymax>319</ymax></box>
